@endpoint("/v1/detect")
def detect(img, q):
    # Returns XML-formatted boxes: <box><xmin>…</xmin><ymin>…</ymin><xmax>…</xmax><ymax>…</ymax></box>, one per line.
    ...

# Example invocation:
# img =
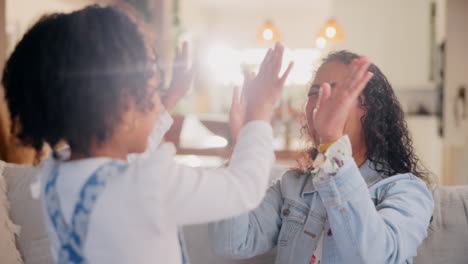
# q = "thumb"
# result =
<box><xmin>316</xmin><ymin>82</ymin><xmax>332</xmax><ymax>112</ymax></box>
<box><xmin>231</xmin><ymin>86</ymin><xmax>240</xmax><ymax>108</ymax></box>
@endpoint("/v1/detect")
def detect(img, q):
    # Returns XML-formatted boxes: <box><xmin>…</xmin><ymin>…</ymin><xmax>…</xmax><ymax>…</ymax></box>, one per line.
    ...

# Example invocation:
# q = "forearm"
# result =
<box><xmin>313</xmin><ymin>137</ymin><xmax>433</xmax><ymax>263</ymax></box>
<box><xmin>209</xmin><ymin>181</ymin><xmax>282</xmax><ymax>258</ymax></box>
<box><xmin>209</xmin><ymin>214</ymin><xmax>252</xmax><ymax>258</ymax></box>
<box><xmin>164</xmin><ymin>121</ymin><xmax>275</xmax><ymax>225</ymax></box>
<box><xmin>162</xmin><ymin>94</ymin><xmax>178</xmax><ymax>113</ymax></box>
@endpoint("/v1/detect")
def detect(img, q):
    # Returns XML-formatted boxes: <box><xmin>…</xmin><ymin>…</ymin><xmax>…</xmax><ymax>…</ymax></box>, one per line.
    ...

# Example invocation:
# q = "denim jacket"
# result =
<box><xmin>209</xmin><ymin>160</ymin><xmax>434</xmax><ymax>264</ymax></box>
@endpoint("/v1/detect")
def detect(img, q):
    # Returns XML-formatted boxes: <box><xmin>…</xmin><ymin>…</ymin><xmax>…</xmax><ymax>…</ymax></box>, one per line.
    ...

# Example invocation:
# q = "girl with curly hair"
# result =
<box><xmin>210</xmin><ymin>51</ymin><xmax>434</xmax><ymax>264</ymax></box>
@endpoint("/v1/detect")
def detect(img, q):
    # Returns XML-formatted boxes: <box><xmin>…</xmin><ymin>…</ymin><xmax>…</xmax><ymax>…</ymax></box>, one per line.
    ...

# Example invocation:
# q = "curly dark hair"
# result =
<box><xmin>3</xmin><ymin>5</ymin><xmax>158</xmax><ymax>157</ymax></box>
<box><xmin>299</xmin><ymin>50</ymin><xmax>429</xmax><ymax>182</ymax></box>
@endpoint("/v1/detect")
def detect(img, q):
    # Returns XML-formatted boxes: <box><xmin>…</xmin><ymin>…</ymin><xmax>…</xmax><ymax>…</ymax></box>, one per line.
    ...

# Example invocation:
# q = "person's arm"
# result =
<box><xmin>162</xmin><ymin>41</ymin><xmax>194</xmax><ymax>112</ymax></box>
<box><xmin>134</xmin><ymin>43</ymin><xmax>293</xmax><ymax>227</ymax></box>
<box><xmin>132</xmin><ymin>119</ymin><xmax>274</xmax><ymax>227</ymax></box>
<box><xmin>168</xmin><ymin>120</ymin><xmax>275</xmax><ymax>225</ymax></box>
<box><xmin>208</xmin><ymin>179</ymin><xmax>283</xmax><ymax>258</ymax></box>
<box><xmin>312</xmin><ymin>136</ymin><xmax>433</xmax><ymax>263</ymax></box>
<box><xmin>128</xmin><ymin>43</ymin><xmax>194</xmax><ymax>161</ymax></box>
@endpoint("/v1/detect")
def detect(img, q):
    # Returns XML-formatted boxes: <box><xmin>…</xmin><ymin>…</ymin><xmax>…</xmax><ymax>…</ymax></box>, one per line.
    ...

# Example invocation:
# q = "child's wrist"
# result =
<box><xmin>244</xmin><ymin>109</ymin><xmax>271</xmax><ymax>123</ymax></box>
<box><xmin>162</xmin><ymin>94</ymin><xmax>178</xmax><ymax>111</ymax></box>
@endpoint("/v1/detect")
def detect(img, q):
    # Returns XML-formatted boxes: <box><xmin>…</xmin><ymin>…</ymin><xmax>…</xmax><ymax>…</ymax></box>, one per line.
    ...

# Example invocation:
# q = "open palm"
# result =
<box><xmin>313</xmin><ymin>57</ymin><xmax>373</xmax><ymax>144</ymax></box>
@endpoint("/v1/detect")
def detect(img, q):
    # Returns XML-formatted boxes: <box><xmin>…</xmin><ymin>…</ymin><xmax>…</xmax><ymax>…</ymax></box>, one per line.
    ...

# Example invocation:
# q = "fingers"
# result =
<box><xmin>242</xmin><ymin>70</ymin><xmax>255</xmax><ymax>90</ymax></box>
<box><xmin>350</xmin><ymin>60</ymin><xmax>370</xmax><ymax>87</ymax></box>
<box><xmin>347</xmin><ymin>57</ymin><xmax>369</xmax><ymax>87</ymax></box>
<box><xmin>242</xmin><ymin>70</ymin><xmax>251</xmax><ymax>85</ymax></box>
<box><xmin>279</xmin><ymin>61</ymin><xmax>294</xmax><ymax>85</ymax></box>
<box><xmin>259</xmin><ymin>42</ymin><xmax>286</xmax><ymax>78</ymax></box>
<box><xmin>352</xmin><ymin>71</ymin><xmax>373</xmax><ymax>97</ymax></box>
<box><xmin>316</xmin><ymin>82</ymin><xmax>332</xmax><ymax>111</ymax></box>
<box><xmin>334</xmin><ymin>57</ymin><xmax>370</xmax><ymax>98</ymax></box>
<box><xmin>258</xmin><ymin>48</ymin><xmax>273</xmax><ymax>75</ymax></box>
<box><xmin>175</xmin><ymin>46</ymin><xmax>180</xmax><ymax>59</ymax></box>
<box><xmin>232</xmin><ymin>86</ymin><xmax>240</xmax><ymax>107</ymax></box>
<box><xmin>181</xmin><ymin>41</ymin><xmax>189</xmax><ymax>62</ymax></box>
<box><xmin>271</xmin><ymin>42</ymin><xmax>284</xmax><ymax>75</ymax></box>
<box><xmin>347</xmin><ymin>57</ymin><xmax>364</xmax><ymax>80</ymax></box>
<box><xmin>182</xmin><ymin>41</ymin><xmax>189</xmax><ymax>70</ymax></box>
<box><xmin>240</xmin><ymin>86</ymin><xmax>247</xmax><ymax>107</ymax></box>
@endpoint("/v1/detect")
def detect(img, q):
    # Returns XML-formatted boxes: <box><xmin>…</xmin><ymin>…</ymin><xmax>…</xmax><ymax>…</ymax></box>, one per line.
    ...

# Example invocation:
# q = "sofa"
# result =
<box><xmin>1</xmin><ymin>161</ymin><xmax>467</xmax><ymax>264</ymax></box>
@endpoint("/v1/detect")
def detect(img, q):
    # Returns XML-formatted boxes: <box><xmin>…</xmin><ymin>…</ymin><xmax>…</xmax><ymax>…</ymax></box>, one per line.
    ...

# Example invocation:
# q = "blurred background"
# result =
<box><xmin>0</xmin><ymin>0</ymin><xmax>467</xmax><ymax>187</ymax></box>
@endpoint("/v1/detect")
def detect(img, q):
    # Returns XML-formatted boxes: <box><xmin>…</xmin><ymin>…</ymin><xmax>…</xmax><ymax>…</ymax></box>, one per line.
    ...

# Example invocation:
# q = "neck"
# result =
<box><xmin>353</xmin><ymin>153</ymin><xmax>367</xmax><ymax>167</ymax></box>
<box><xmin>69</xmin><ymin>139</ymin><xmax>128</xmax><ymax>161</ymax></box>
<box><xmin>352</xmin><ymin>143</ymin><xmax>368</xmax><ymax>167</ymax></box>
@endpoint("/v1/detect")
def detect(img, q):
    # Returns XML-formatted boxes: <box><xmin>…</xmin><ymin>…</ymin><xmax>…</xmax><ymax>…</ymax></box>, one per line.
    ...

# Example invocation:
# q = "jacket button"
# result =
<box><xmin>282</xmin><ymin>209</ymin><xmax>290</xmax><ymax>216</ymax></box>
<box><xmin>327</xmin><ymin>229</ymin><xmax>332</xmax><ymax>236</ymax></box>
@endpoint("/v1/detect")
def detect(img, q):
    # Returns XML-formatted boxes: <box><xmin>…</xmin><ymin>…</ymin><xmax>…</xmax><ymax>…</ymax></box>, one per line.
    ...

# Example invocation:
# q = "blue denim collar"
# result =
<box><xmin>301</xmin><ymin>160</ymin><xmax>382</xmax><ymax>197</ymax></box>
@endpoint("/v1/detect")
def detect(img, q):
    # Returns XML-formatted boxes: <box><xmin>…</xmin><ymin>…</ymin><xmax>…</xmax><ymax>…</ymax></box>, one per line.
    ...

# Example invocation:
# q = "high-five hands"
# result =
<box><xmin>163</xmin><ymin>41</ymin><xmax>194</xmax><ymax>111</ymax></box>
<box><xmin>313</xmin><ymin>56</ymin><xmax>373</xmax><ymax>144</ymax></box>
<box><xmin>229</xmin><ymin>42</ymin><xmax>294</xmax><ymax>142</ymax></box>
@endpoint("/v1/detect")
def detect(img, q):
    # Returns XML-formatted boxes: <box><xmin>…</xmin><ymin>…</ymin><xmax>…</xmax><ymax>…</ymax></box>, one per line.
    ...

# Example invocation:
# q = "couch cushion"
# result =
<box><xmin>414</xmin><ymin>185</ymin><xmax>468</xmax><ymax>264</ymax></box>
<box><xmin>4</xmin><ymin>163</ymin><xmax>52</xmax><ymax>264</ymax></box>
<box><xmin>0</xmin><ymin>161</ymin><xmax>23</xmax><ymax>264</ymax></box>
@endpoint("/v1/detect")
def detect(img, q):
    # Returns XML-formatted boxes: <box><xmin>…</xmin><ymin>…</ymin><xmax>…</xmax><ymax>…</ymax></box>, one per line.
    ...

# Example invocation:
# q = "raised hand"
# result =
<box><xmin>313</xmin><ymin>57</ymin><xmax>374</xmax><ymax>143</ymax></box>
<box><xmin>244</xmin><ymin>42</ymin><xmax>294</xmax><ymax>123</ymax></box>
<box><xmin>229</xmin><ymin>71</ymin><xmax>254</xmax><ymax>144</ymax></box>
<box><xmin>163</xmin><ymin>41</ymin><xmax>194</xmax><ymax>111</ymax></box>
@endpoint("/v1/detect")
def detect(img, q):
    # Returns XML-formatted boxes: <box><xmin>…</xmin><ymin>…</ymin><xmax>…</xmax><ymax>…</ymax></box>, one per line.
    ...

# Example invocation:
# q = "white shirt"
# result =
<box><xmin>40</xmin><ymin>110</ymin><xmax>275</xmax><ymax>264</ymax></box>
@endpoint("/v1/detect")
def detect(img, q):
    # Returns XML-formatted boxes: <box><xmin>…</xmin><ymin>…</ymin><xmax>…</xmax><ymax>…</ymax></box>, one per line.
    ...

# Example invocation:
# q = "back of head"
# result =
<box><xmin>3</xmin><ymin>5</ymin><xmax>155</xmax><ymax>156</ymax></box>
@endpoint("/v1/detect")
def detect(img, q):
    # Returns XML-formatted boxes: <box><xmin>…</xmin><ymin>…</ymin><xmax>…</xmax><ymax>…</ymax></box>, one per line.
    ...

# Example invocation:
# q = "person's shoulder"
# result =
<box><xmin>373</xmin><ymin>172</ymin><xmax>432</xmax><ymax>200</ymax></box>
<box><xmin>273</xmin><ymin>169</ymin><xmax>310</xmax><ymax>191</ymax></box>
<box><xmin>376</xmin><ymin>172</ymin><xmax>425</xmax><ymax>187</ymax></box>
<box><xmin>127</xmin><ymin>143</ymin><xmax>176</xmax><ymax>168</ymax></box>
<box><xmin>281</xmin><ymin>169</ymin><xmax>309</xmax><ymax>180</ymax></box>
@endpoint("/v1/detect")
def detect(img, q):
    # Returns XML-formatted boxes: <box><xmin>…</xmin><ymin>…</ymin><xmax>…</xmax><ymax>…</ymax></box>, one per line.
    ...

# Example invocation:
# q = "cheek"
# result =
<box><xmin>135</xmin><ymin>96</ymin><xmax>162</xmax><ymax>149</ymax></box>
<box><xmin>143</xmin><ymin>98</ymin><xmax>161</xmax><ymax>135</ymax></box>
<box><xmin>344</xmin><ymin>104</ymin><xmax>365</xmax><ymax>136</ymax></box>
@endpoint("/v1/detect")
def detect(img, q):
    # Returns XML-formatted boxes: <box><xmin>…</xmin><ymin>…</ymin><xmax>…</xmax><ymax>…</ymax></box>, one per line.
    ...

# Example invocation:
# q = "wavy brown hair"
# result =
<box><xmin>297</xmin><ymin>50</ymin><xmax>429</xmax><ymax>182</ymax></box>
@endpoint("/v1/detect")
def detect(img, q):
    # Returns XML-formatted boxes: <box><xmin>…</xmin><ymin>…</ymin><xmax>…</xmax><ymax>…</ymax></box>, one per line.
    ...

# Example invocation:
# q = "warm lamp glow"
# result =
<box><xmin>316</xmin><ymin>37</ymin><xmax>327</xmax><ymax>49</ymax></box>
<box><xmin>205</xmin><ymin>44</ymin><xmax>322</xmax><ymax>85</ymax></box>
<box><xmin>262</xmin><ymin>28</ymin><xmax>274</xmax><ymax>41</ymax></box>
<box><xmin>325</xmin><ymin>26</ymin><xmax>337</xmax><ymax>38</ymax></box>
<box><xmin>317</xmin><ymin>18</ymin><xmax>345</xmax><ymax>45</ymax></box>
<box><xmin>257</xmin><ymin>21</ymin><xmax>280</xmax><ymax>43</ymax></box>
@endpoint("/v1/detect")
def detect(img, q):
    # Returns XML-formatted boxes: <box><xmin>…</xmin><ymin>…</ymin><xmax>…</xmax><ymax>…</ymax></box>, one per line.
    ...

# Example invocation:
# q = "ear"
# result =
<box><xmin>120</xmin><ymin>96</ymin><xmax>139</xmax><ymax>131</ymax></box>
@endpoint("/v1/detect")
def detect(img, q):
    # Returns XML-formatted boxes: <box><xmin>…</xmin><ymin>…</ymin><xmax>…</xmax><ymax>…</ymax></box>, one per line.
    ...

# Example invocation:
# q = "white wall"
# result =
<box><xmin>443</xmin><ymin>0</ymin><xmax>468</xmax><ymax>185</ymax></box>
<box><xmin>333</xmin><ymin>0</ymin><xmax>433</xmax><ymax>90</ymax></box>
<box><xmin>407</xmin><ymin>116</ymin><xmax>442</xmax><ymax>182</ymax></box>
<box><xmin>183</xmin><ymin>0</ymin><xmax>434</xmax><ymax>91</ymax></box>
<box><xmin>5</xmin><ymin>0</ymin><xmax>91</xmax><ymax>53</ymax></box>
<box><xmin>6</xmin><ymin>0</ymin><xmax>90</xmax><ymax>33</ymax></box>
<box><xmin>182</xmin><ymin>0</ymin><xmax>331</xmax><ymax>49</ymax></box>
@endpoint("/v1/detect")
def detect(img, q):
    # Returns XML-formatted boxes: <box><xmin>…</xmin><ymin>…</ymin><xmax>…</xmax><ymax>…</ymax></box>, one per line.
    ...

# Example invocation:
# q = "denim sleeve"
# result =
<box><xmin>208</xmin><ymin>180</ymin><xmax>283</xmax><ymax>259</ymax></box>
<box><xmin>313</xmin><ymin>161</ymin><xmax>434</xmax><ymax>263</ymax></box>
